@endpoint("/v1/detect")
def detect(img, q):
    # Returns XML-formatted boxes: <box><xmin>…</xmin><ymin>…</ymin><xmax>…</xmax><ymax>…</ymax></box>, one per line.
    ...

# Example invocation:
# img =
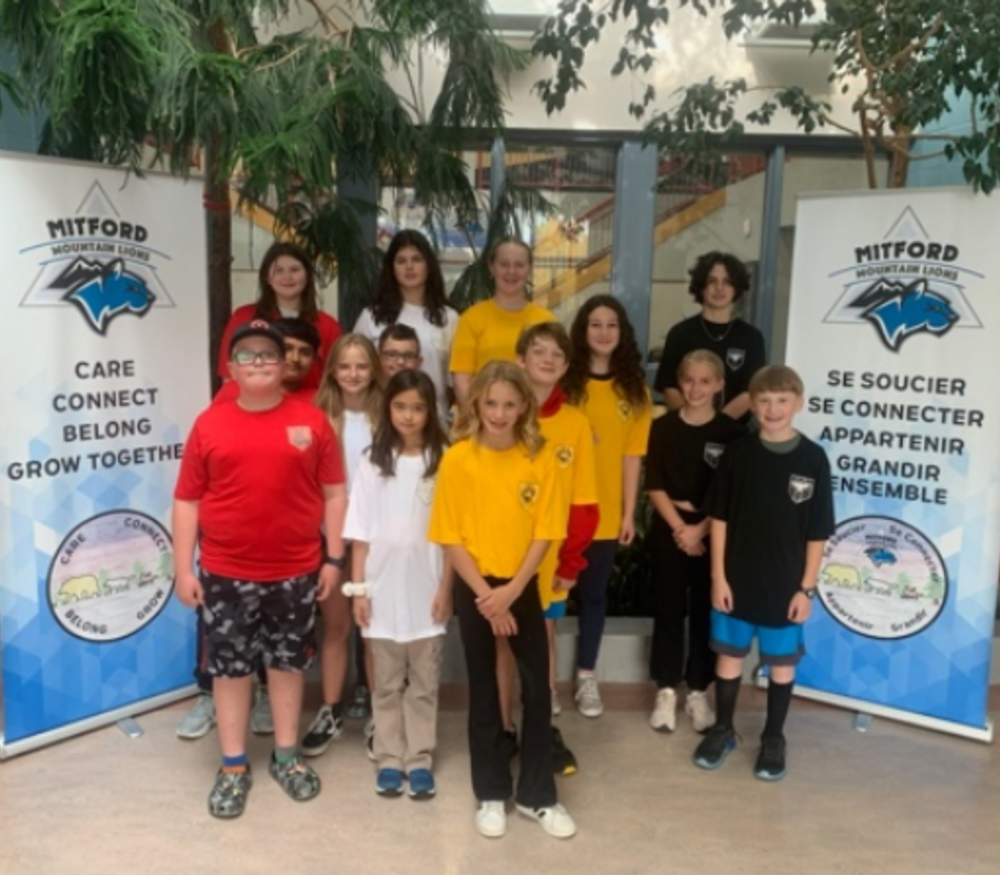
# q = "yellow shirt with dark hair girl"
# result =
<box><xmin>575</xmin><ymin>376</ymin><xmax>652</xmax><ymax>541</ymax></box>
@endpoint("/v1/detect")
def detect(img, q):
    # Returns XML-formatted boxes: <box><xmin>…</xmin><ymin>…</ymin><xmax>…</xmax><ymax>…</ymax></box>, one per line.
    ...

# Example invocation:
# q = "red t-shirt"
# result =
<box><xmin>217</xmin><ymin>304</ymin><xmax>342</xmax><ymax>388</ymax></box>
<box><xmin>175</xmin><ymin>397</ymin><xmax>345</xmax><ymax>580</ymax></box>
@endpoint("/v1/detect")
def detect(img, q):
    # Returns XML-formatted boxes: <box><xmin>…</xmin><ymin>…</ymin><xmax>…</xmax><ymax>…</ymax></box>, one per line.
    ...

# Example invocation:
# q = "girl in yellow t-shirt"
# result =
<box><xmin>562</xmin><ymin>295</ymin><xmax>652</xmax><ymax>719</ymax></box>
<box><xmin>449</xmin><ymin>237</ymin><xmax>554</xmax><ymax>402</ymax></box>
<box><xmin>429</xmin><ymin>361</ymin><xmax>576</xmax><ymax>840</ymax></box>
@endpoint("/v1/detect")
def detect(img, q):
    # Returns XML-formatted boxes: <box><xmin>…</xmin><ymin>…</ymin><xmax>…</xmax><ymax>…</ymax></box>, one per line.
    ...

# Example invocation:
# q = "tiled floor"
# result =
<box><xmin>1</xmin><ymin>684</ymin><xmax>997</xmax><ymax>875</ymax></box>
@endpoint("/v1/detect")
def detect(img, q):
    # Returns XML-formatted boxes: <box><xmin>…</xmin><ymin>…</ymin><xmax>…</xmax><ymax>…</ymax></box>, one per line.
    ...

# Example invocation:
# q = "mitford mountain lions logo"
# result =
<box><xmin>19</xmin><ymin>181</ymin><xmax>176</xmax><ymax>335</ymax></box>
<box><xmin>817</xmin><ymin>516</ymin><xmax>947</xmax><ymax>640</ymax></box>
<box><xmin>850</xmin><ymin>278</ymin><xmax>957</xmax><ymax>351</ymax></box>
<box><xmin>822</xmin><ymin>207</ymin><xmax>983</xmax><ymax>352</ymax></box>
<box><xmin>52</xmin><ymin>257</ymin><xmax>153</xmax><ymax>334</ymax></box>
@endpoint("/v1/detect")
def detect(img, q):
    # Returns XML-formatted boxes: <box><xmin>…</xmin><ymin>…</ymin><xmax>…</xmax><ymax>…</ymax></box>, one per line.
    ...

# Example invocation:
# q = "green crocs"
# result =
<box><xmin>208</xmin><ymin>767</ymin><xmax>253</xmax><ymax>819</ymax></box>
<box><xmin>269</xmin><ymin>754</ymin><xmax>321</xmax><ymax>802</ymax></box>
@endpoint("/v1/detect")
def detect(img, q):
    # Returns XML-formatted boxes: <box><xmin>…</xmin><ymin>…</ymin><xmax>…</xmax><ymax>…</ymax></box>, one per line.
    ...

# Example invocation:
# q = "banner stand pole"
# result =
<box><xmin>117</xmin><ymin>717</ymin><xmax>144</xmax><ymax>738</ymax></box>
<box><xmin>853</xmin><ymin>713</ymin><xmax>874</xmax><ymax>733</ymax></box>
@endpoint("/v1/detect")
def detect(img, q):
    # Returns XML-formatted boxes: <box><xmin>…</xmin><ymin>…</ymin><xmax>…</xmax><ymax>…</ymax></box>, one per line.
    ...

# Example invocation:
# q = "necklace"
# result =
<box><xmin>700</xmin><ymin>315</ymin><xmax>735</xmax><ymax>343</ymax></box>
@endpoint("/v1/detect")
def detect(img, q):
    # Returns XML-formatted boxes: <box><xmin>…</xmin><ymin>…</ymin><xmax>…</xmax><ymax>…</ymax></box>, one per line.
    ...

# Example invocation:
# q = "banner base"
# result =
<box><xmin>755</xmin><ymin>673</ymin><xmax>993</xmax><ymax>744</ymax></box>
<box><xmin>0</xmin><ymin>685</ymin><xmax>197</xmax><ymax>760</ymax></box>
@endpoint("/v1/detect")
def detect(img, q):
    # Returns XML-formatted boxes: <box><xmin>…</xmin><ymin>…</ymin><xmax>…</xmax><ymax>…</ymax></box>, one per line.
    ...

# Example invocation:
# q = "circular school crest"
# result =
<box><xmin>518</xmin><ymin>481</ymin><xmax>540</xmax><ymax>511</ymax></box>
<box><xmin>817</xmin><ymin>515</ymin><xmax>946</xmax><ymax>640</ymax></box>
<box><xmin>47</xmin><ymin>510</ymin><xmax>174</xmax><ymax>643</ymax></box>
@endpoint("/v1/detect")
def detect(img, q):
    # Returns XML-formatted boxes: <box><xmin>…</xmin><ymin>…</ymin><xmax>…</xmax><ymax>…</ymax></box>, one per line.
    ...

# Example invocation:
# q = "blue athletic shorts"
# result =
<box><xmin>543</xmin><ymin>599</ymin><xmax>567</xmax><ymax>620</ymax></box>
<box><xmin>709</xmin><ymin>610</ymin><xmax>805</xmax><ymax>666</ymax></box>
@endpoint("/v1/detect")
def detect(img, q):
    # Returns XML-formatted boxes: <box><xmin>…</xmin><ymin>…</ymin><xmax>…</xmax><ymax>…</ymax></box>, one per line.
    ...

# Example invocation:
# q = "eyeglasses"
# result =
<box><xmin>381</xmin><ymin>350</ymin><xmax>418</xmax><ymax>362</ymax></box>
<box><xmin>232</xmin><ymin>349</ymin><xmax>282</xmax><ymax>366</ymax></box>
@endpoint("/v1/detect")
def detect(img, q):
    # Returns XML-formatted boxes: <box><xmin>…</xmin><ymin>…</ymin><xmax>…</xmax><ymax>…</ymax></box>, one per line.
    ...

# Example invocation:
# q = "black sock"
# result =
<box><xmin>714</xmin><ymin>676</ymin><xmax>741</xmax><ymax>730</ymax></box>
<box><xmin>764</xmin><ymin>679</ymin><xmax>794</xmax><ymax>738</ymax></box>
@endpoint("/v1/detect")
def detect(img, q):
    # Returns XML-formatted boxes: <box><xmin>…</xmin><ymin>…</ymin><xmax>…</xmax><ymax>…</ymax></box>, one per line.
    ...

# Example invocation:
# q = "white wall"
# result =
<box><xmin>265</xmin><ymin>2</ymin><xmax>860</xmax><ymax>136</ymax></box>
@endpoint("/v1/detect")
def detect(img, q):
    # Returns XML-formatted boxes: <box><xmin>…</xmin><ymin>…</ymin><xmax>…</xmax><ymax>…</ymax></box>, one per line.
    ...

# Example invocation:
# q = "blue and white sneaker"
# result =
<box><xmin>408</xmin><ymin>768</ymin><xmax>436</xmax><ymax>799</ymax></box>
<box><xmin>376</xmin><ymin>767</ymin><xmax>404</xmax><ymax>797</ymax></box>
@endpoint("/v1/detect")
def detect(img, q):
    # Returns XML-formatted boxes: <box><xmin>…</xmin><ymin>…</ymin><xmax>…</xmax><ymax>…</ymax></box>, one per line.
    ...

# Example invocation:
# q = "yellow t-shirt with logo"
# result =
<box><xmin>536</xmin><ymin>402</ymin><xmax>599</xmax><ymax>607</ymax></box>
<box><xmin>449</xmin><ymin>299</ymin><xmax>555</xmax><ymax>375</ymax></box>
<box><xmin>428</xmin><ymin>438</ymin><xmax>567</xmax><ymax>579</ymax></box>
<box><xmin>576</xmin><ymin>376</ymin><xmax>652</xmax><ymax>541</ymax></box>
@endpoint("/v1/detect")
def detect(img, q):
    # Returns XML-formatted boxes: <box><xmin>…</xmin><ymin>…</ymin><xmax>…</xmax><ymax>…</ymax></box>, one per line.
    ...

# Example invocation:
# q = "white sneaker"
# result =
<box><xmin>685</xmin><ymin>690</ymin><xmax>716</xmax><ymax>733</ymax></box>
<box><xmin>649</xmin><ymin>687</ymin><xmax>677</xmax><ymax>732</ymax></box>
<box><xmin>574</xmin><ymin>675</ymin><xmax>604</xmax><ymax>718</ymax></box>
<box><xmin>176</xmin><ymin>693</ymin><xmax>215</xmax><ymax>740</ymax></box>
<box><xmin>551</xmin><ymin>689</ymin><xmax>562</xmax><ymax>717</ymax></box>
<box><xmin>475</xmin><ymin>801</ymin><xmax>507</xmax><ymax>838</ymax></box>
<box><xmin>516</xmin><ymin>802</ymin><xmax>577</xmax><ymax>839</ymax></box>
<box><xmin>250</xmin><ymin>686</ymin><xmax>274</xmax><ymax>735</ymax></box>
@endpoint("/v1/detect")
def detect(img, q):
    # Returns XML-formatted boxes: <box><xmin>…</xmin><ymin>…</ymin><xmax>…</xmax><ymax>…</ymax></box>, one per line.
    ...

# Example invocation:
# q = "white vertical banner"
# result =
<box><xmin>785</xmin><ymin>188</ymin><xmax>1000</xmax><ymax>740</ymax></box>
<box><xmin>0</xmin><ymin>153</ymin><xmax>209</xmax><ymax>756</ymax></box>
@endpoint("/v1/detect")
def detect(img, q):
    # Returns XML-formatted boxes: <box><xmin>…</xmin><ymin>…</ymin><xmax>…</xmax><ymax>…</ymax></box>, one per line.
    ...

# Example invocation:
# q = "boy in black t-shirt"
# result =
<box><xmin>694</xmin><ymin>365</ymin><xmax>834</xmax><ymax>780</ymax></box>
<box><xmin>654</xmin><ymin>251</ymin><xmax>766</xmax><ymax>422</ymax></box>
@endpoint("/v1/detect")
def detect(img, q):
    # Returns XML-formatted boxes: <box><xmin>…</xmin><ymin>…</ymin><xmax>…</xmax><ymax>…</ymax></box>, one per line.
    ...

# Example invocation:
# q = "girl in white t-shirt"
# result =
<box><xmin>303</xmin><ymin>334</ymin><xmax>384</xmax><ymax>757</ymax></box>
<box><xmin>354</xmin><ymin>230</ymin><xmax>459</xmax><ymax>422</ymax></box>
<box><xmin>344</xmin><ymin>369</ymin><xmax>452</xmax><ymax>798</ymax></box>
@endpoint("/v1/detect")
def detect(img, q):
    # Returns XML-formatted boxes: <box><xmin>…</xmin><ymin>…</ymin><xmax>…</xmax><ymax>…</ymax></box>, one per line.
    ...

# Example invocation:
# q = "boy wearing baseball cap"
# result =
<box><xmin>173</xmin><ymin>320</ymin><xmax>348</xmax><ymax>818</ymax></box>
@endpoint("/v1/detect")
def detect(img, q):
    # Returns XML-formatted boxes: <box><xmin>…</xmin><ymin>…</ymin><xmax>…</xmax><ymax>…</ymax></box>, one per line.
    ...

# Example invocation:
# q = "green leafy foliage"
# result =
<box><xmin>534</xmin><ymin>0</ymin><xmax>1000</xmax><ymax>190</ymax></box>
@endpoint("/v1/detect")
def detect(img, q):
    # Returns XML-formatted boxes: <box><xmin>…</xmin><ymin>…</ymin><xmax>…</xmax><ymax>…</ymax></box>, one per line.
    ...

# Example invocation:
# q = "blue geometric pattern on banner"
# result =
<box><xmin>798</xmin><ymin>472</ymin><xmax>996</xmax><ymax>730</ymax></box>
<box><xmin>1</xmin><ymin>466</ymin><xmax>196</xmax><ymax>744</ymax></box>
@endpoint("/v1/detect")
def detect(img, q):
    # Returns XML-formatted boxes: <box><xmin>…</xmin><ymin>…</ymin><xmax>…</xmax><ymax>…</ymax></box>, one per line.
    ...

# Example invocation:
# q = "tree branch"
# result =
<box><xmin>873</xmin><ymin>12</ymin><xmax>946</xmax><ymax>74</ymax></box>
<box><xmin>305</xmin><ymin>0</ymin><xmax>348</xmax><ymax>37</ymax></box>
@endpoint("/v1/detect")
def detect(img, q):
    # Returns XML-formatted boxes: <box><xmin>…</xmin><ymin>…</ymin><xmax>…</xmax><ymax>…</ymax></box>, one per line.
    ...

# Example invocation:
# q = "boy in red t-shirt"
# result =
<box><xmin>173</xmin><ymin>319</ymin><xmax>348</xmax><ymax>819</ymax></box>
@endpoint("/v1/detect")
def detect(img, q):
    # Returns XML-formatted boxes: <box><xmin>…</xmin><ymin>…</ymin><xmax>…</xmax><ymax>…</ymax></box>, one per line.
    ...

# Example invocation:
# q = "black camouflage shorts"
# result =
<box><xmin>200</xmin><ymin>571</ymin><xmax>318</xmax><ymax>677</ymax></box>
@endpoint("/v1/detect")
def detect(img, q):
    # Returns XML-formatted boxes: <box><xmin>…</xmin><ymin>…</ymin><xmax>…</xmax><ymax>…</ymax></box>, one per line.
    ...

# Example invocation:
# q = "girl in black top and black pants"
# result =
<box><xmin>645</xmin><ymin>350</ymin><xmax>745</xmax><ymax>733</ymax></box>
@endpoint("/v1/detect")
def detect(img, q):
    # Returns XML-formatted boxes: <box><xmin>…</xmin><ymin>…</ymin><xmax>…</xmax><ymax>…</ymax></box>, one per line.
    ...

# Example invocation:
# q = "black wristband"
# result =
<box><xmin>323</xmin><ymin>555</ymin><xmax>347</xmax><ymax>570</ymax></box>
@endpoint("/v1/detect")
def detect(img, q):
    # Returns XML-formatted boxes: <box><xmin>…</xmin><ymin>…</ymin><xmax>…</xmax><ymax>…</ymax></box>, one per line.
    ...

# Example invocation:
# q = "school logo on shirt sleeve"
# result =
<box><xmin>726</xmin><ymin>348</ymin><xmax>746</xmax><ymax>371</ymax></box>
<box><xmin>287</xmin><ymin>425</ymin><xmax>313</xmax><ymax>451</ymax></box>
<box><xmin>789</xmin><ymin>474</ymin><xmax>815</xmax><ymax>504</ymax></box>
<box><xmin>703</xmin><ymin>443</ymin><xmax>725</xmax><ymax>469</ymax></box>
<box><xmin>555</xmin><ymin>445</ymin><xmax>574</xmax><ymax>467</ymax></box>
<box><xmin>616</xmin><ymin>399</ymin><xmax>632</xmax><ymax>421</ymax></box>
<box><xmin>518</xmin><ymin>481</ymin><xmax>541</xmax><ymax>511</ymax></box>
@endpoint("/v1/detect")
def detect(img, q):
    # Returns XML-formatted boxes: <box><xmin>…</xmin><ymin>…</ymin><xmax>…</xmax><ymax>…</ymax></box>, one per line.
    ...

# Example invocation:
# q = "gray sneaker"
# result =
<box><xmin>177</xmin><ymin>693</ymin><xmax>216</xmax><ymax>740</ymax></box>
<box><xmin>270</xmin><ymin>755</ymin><xmax>321</xmax><ymax>802</ymax></box>
<box><xmin>574</xmin><ymin>675</ymin><xmax>604</xmax><ymax>718</ymax></box>
<box><xmin>250</xmin><ymin>686</ymin><xmax>274</xmax><ymax>735</ymax></box>
<box><xmin>208</xmin><ymin>767</ymin><xmax>252</xmax><ymax>819</ymax></box>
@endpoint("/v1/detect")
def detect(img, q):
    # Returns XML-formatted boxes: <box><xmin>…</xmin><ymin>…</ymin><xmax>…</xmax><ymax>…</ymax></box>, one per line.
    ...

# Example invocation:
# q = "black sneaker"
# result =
<box><xmin>346</xmin><ymin>684</ymin><xmax>371</xmax><ymax>720</ymax></box>
<box><xmin>754</xmin><ymin>734</ymin><xmax>787</xmax><ymax>781</ymax></box>
<box><xmin>502</xmin><ymin>727</ymin><xmax>518</xmax><ymax>760</ymax></box>
<box><xmin>693</xmin><ymin>724</ymin><xmax>737</xmax><ymax>770</ymax></box>
<box><xmin>301</xmin><ymin>704</ymin><xmax>344</xmax><ymax>757</ymax></box>
<box><xmin>551</xmin><ymin>726</ymin><xmax>577</xmax><ymax>776</ymax></box>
